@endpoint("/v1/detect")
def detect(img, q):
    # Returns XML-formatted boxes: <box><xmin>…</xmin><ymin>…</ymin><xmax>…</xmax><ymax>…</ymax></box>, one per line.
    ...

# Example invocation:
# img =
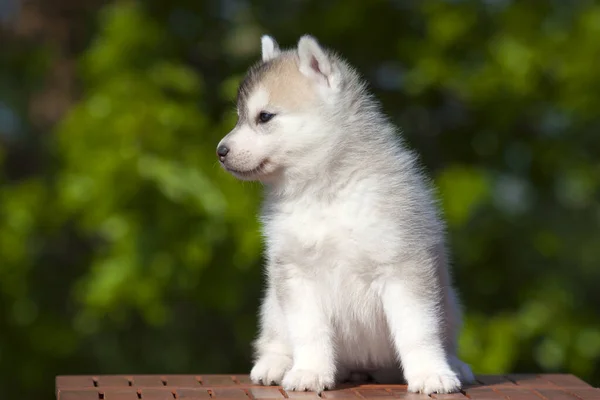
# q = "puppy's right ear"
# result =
<box><xmin>297</xmin><ymin>35</ymin><xmax>340</xmax><ymax>91</ymax></box>
<box><xmin>261</xmin><ymin>35</ymin><xmax>281</xmax><ymax>62</ymax></box>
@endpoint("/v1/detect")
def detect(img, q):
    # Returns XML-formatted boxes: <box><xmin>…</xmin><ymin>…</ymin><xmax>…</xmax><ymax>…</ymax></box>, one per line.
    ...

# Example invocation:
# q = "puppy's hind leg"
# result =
<box><xmin>250</xmin><ymin>284</ymin><xmax>293</xmax><ymax>386</ymax></box>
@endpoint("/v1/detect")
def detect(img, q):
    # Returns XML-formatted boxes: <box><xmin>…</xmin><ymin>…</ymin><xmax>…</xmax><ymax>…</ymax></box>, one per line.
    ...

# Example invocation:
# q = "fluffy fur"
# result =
<box><xmin>216</xmin><ymin>34</ymin><xmax>474</xmax><ymax>394</ymax></box>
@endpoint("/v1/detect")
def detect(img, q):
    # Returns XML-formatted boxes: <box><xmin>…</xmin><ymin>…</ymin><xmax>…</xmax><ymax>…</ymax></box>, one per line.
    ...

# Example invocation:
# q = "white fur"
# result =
<box><xmin>262</xmin><ymin>35</ymin><xmax>281</xmax><ymax>62</ymax></box>
<box><xmin>297</xmin><ymin>35</ymin><xmax>341</xmax><ymax>93</ymax></box>
<box><xmin>247</xmin><ymin>87</ymin><xmax>270</xmax><ymax>116</ymax></box>
<box><xmin>218</xmin><ymin>35</ymin><xmax>475</xmax><ymax>394</ymax></box>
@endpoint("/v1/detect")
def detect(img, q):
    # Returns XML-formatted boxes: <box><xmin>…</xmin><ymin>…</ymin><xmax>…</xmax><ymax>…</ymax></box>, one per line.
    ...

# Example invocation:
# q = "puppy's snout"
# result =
<box><xmin>217</xmin><ymin>144</ymin><xmax>230</xmax><ymax>162</ymax></box>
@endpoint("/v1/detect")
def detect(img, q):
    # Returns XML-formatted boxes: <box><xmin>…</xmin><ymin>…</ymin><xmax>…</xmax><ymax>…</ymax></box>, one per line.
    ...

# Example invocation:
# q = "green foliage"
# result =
<box><xmin>1</xmin><ymin>1</ymin><xmax>599</xmax><ymax>399</ymax></box>
<box><xmin>60</xmin><ymin>1</ymin><xmax>263</xmax><ymax>320</ymax></box>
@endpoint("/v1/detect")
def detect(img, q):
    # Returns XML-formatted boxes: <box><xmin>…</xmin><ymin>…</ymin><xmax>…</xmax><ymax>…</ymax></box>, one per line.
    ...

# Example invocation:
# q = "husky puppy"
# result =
<box><xmin>216</xmin><ymin>34</ymin><xmax>474</xmax><ymax>394</ymax></box>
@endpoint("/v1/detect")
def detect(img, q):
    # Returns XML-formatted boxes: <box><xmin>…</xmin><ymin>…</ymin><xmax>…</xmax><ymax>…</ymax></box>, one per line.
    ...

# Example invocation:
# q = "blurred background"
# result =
<box><xmin>1</xmin><ymin>0</ymin><xmax>599</xmax><ymax>398</ymax></box>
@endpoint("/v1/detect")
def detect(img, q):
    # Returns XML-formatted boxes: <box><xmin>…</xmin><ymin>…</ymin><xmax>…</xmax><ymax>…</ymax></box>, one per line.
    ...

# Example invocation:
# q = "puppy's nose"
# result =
<box><xmin>217</xmin><ymin>144</ymin><xmax>229</xmax><ymax>159</ymax></box>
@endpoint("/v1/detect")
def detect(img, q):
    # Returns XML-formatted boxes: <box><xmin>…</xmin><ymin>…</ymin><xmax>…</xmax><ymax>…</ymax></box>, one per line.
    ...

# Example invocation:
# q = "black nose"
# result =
<box><xmin>217</xmin><ymin>144</ymin><xmax>229</xmax><ymax>158</ymax></box>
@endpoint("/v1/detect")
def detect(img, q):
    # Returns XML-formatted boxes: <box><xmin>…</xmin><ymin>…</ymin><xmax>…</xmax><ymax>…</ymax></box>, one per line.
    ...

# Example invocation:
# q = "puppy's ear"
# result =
<box><xmin>297</xmin><ymin>35</ymin><xmax>339</xmax><ymax>90</ymax></box>
<box><xmin>261</xmin><ymin>35</ymin><xmax>281</xmax><ymax>62</ymax></box>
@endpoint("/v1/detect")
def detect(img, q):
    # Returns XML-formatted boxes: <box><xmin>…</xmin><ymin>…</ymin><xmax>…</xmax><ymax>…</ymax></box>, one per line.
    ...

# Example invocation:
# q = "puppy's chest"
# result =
<box><xmin>265</xmin><ymin>197</ymin><xmax>369</xmax><ymax>263</ymax></box>
<box><xmin>263</xmin><ymin>185</ymin><xmax>401</xmax><ymax>268</ymax></box>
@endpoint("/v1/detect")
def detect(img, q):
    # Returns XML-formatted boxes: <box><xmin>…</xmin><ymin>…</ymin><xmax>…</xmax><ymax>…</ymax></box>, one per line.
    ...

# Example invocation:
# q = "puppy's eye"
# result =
<box><xmin>258</xmin><ymin>111</ymin><xmax>275</xmax><ymax>124</ymax></box>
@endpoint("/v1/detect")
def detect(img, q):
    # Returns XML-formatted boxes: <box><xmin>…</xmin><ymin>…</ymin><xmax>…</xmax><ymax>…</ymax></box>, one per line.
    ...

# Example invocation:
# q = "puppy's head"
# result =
<box><xmin>216</xmin><ymin>34</ymin><xmax>343</xmax><ymax>182</ymax></box>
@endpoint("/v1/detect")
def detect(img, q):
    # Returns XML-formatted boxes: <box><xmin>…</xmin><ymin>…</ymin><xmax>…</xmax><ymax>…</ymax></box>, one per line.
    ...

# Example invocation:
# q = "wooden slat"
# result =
<box><xmin>58</xmin><ymin>391</ymin><xmax>100</xmax><ymax>400</ymax></box>
<box><xmin>248</xmin><ymin>387</ymin><xmax>286</xmax><ymax>398</ymax></box>
<box><xmin>210</xmin><ymin>388</ymin><xmax>249</xmax><ymax>398</ymax></box>
<box><xmin>95</xmin><ymin>376</ymin><xmax>131</xmax><ymax>387</ymax></box>
<box><xmin>176</xmin><ymin>388</ymin><xmax>211</xmax><ymax>399</ymax></box>
<box><xmin>476</xmin><ymin>375</ymin><xmax>516</xmax><ymax>387</ymax></box>
<box><xmin>431</xmin><ymin>392</ymin><xmax>468</xmax><ymax>399</ymax></box>
<box><xmin>508</xmin><ymin>375</ymin><xmax>557</xmax><ymax>388</ymax></box>
<box><xmin>200</xmin><ymin>375</ymin><xmax>237</xmax><ymax>386</ymax></box>
<box><xmin>464</xmin><ymin>387</ymin><xmax>507</xmax><ymax>400</ymax></box>
<box><xmin>130</xmin><ymin>375</ymin><xmax>166</xmax><ymax>388</ymax></box>
<box><xmin>235</xmin><ymin>376</ymin><xmax>254</xmax><ymax>385</ymax></box>
<box><xmin>320</xmin><ymin>388</ymin><xmax>361</xmax><ymax>398</ymax></box>
<box><xmin>387</xmin><ymin>390</ymin><xmax>434</xmax><ymax>399</ymax></box>
<box><xmin>56</xmin><ymin>376</ymin><xmax>97</xmax><ymax>389</ymax></box>
<box><xmin>494</xmin><ymin>388</ymin><xmax>545</xmax><ymax>400</ymax></box>
<box><xmin>562</xmin><ymin>388</ymin><xmax>600</xmax><ymax>400</ymax></box>
<box><xmin>534</xmin><ymin>389</ymin><xmax>581</xmax><ymax>400</ymax></box>
<box><xmin>542</xmin><ymin>375</ymin><xmax>593</xmax><ymax>388</ymax></box>
<box><xmin>101</xmin><ymin>389</ymin><xmax>139</xmax><ymax>399</ymax></box>
<box><xmin>284</xmin><ymin>391</ymin><xmax>322</xmax><ymax>399</ymax></box>
<box><xmin>139</xmin><ymin>388</ymin><xmax>175</xmax><ymax>400</ymax></box>
<box><xmin>163</xmin><ymin>375</ymin><xmax>201</xmax><ymax>387</ymax></box>
<box><xmin>357</xmin><ymin>388</ymin><xmax>395</xmax><ymax>398</ymax></box>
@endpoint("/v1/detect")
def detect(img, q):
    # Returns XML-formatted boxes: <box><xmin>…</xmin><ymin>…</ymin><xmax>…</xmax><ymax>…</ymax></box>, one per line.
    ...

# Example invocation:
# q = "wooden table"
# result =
<box><xmin>55</xmin><ymin>374</ymin><xmax>599</xmax><ymax>399</ymax></box>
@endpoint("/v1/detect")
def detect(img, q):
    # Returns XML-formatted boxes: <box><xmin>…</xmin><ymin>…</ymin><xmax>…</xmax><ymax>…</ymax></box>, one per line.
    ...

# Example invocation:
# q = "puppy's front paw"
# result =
<box><xmin>250</xmin><ymin>354</ymin><xmax>293</xmax><ymax>386</ymax></box>
<box><xmin>282</xmin><ymin>369</ymin><xmax>334</xmax><ymax>393</ymax></box>
<box><xmin>406</xmin><ymin>370</ymin><xmax>461</xmax><ymax>395</ymax></box>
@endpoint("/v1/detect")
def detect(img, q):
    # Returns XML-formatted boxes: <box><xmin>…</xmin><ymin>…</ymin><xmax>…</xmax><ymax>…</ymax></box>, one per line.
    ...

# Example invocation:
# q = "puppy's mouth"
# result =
<box><xmin>226</xmin><ymin>159</ymin><xmax>272</xmax><ymax>180</ymax></box>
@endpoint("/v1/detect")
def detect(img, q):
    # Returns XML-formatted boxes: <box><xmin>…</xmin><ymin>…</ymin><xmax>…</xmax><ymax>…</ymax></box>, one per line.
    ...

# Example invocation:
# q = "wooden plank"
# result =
<box><xmin>284</xmin><ymin>391</ymin><xmax>322</xmax><ymax>399</ymax></box>
<box><xmin>139</xmin><ymin>388</ymin><xmax>175</xmax><ymax>400</ymax></box>
<box><xmin>248</xmin><ymin>387</ymin><xmax>286</xmax><ymax>398</ymax></box>
<box><xmin>175</xmin><ymin>388</ymin><xmax>211</xmax><ymax>399</ymax></box>
<box><xmin>431</xmin><ymin>392</ymin><xmax>468</xmax><ymax>399</ymax></box>
<box><xmin>162</xmin><ymin>375</ymin><xmax>201</xmax><ymax>387</ymax></box>
<box><xmin>508</xmin><ymin>375</ymin><xmax>556</xmax><ymax>388</ymax></box>
<box><xmin>494</xmin><ymin>388</ymin><xmax>544</xmax><ymax>400</ymax></box>
<box><xmin>562</xmin><ymin>388</ymin><xmax>600</xmax><ymax>400</ymax></box>
<box><xmin>200</xmin><ymin>375</ymin><xmax>237</xmax><ymax>386</ymax></box>
<box><xmin>463</xmin><ymin>387</ymin><xmax>507</xmax><ymax>400</ymax></box>
<box><xmin>58</xmin><ymin>390</ymin><xmax>100</xmax><ymax>400</ymax></box>
<box><xmin>542</xmin><ymin>375</ymin><xmax>592</xmax><ymax>388</ymax></box>
<box><xmin>210</xmin><ymin>388</ymin><xmax>249</xmax><ymax>398</ymax></box>
<box><xmin>320</xmin><ymin>388</ymin><xmax>361</xmax><ymax>398</ymax></box>
<box><xmin>387</xmin><ymin>390</ymin><xmax>432</xmax><ymax>399</ymax></box>
<box><xmin>95</xmin><ymin>376</ymin><xmax>131</xmax><ymax>387</ymax></box>
<box><xmin>234</xmin><ymin>376</ymin><xmax>254</xmax><ymax>385</ymax></box>
<box><xmin>56</xmin><ymin>376</ymin><xmax>97</xmax><ymax>389</ymax></box>
<box><xmin>534</xmin><ymin>389</ymin><xmax>581</xmax><ymax>400</ymax></box>
<box><xmin>131</xmin><ymin>375</ymin><xmax>166</xmax><ymax>388</ymax></box>
<box><xmin>476</xmin><ymin>376</ymin><xmax>515</xmax><ymax>387</ymax></box>
<box><xmin>356</xmin><ymin>389</ymin><xmax>395</xmax><ymax>398</ymax></box>
<box><xmin>101</xmin><ymin>388</ymin><xmax>139</xmax><ymax>399</ymax></box>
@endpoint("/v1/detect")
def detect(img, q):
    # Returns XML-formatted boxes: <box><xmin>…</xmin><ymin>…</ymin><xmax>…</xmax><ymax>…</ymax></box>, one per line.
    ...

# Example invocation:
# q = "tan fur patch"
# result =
<box><xmin>259</xmin><ymin>55</ymin><xmax>316</xmax><ymax>111</ymax></box>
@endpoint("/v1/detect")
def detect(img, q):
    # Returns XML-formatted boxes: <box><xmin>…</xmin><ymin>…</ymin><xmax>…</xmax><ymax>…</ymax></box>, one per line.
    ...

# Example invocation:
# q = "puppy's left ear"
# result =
<box><xmin>261</xmin><ymin>35</ymin><xmax>281</xmax><ymax>62</ymax></box>
<box><xmin>297</xmin><ymin>35</ymin><xmax>340</xmax><ymax>90</ymax></box>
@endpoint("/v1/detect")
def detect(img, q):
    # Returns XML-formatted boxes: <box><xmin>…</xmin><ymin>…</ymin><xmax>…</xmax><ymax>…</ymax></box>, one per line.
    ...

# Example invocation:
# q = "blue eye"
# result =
<box><xmin>258</xmin><ymin>111</ymin><xmax>275</xmax><ymax>123</ymax></box>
